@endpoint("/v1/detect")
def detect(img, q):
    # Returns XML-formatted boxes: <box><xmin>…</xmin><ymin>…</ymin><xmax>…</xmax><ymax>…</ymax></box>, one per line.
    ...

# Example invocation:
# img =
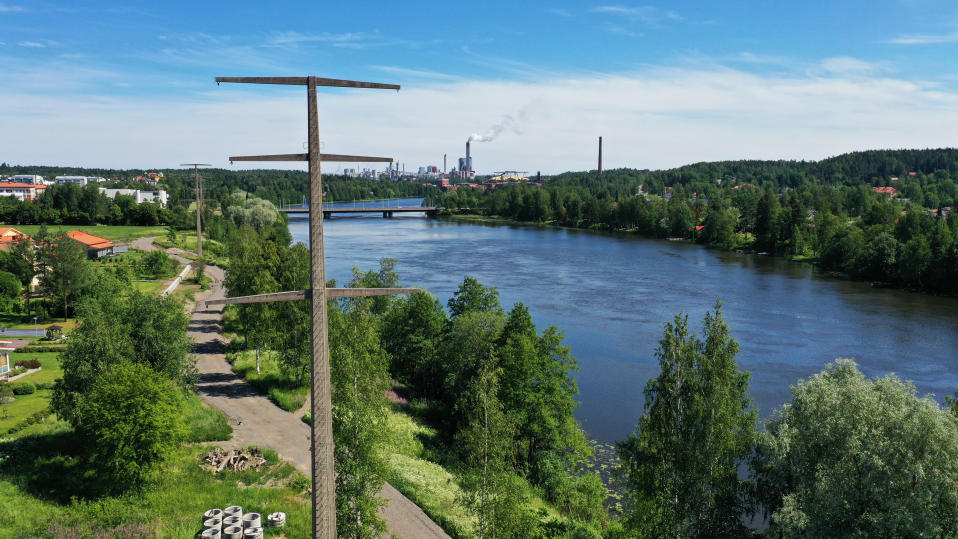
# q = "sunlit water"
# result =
<box><xmin>288</xmin><ymin>198</ymin><xmax>958</xmax><ymax>443</ymax></box>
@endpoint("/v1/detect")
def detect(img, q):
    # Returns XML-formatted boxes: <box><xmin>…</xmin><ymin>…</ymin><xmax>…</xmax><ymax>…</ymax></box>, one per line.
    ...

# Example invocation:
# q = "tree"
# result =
<box><xmin>457</xmin><ymin>362</ymin><xmax>535</xmax><ymax>538</ymax></box>
<box><xmin>143</xmin><ymin>249</ymin><xmax>176</xmax><ymax>279</ymax></box>
<box><xmin>329</xmin><ymin>299</ymin><xmax>389</xmax><ymax>537</ymax></box>
<box><xmin>53</xmin><ymin>273</ymin><xmax>194</xmax><ymax>426</ymax></box>
<box><xmin>617</xmin><ymin>303</ymin><xmax>756</xmax><ymax>537</ymax></box>
<box><xmin>753</xmin><ymin>359</ymin><xmax>958</xmax><ymax>538</ymax></box>
<box><xmin>37</xmin><ymin>232</ymin><xmax>93</xmax><ymax>320</ymax></box>
<box><xmin>381</xmin><ymin>290</ymin><xmax>447</xmax><ymax>397</ymax></box>
<box><xmin>0</xmin><ymin>270</ymin><xmax>21</xmax><ymax>310</ymax></box>
<box><xmin>75</xmin><ymin>362</ymin><xmax>183</xmax><ymax>492</ymax></box>
<box><xmin>447</xmin><ymin>276</ymin><xmax>502</xmax><ymax>319</ymax></box>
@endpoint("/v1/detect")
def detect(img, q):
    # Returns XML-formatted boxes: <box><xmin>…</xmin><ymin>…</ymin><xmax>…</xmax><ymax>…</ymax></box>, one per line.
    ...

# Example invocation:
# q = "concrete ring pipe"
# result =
<box><xmin>242</xmin><ymin>512</ymin><xmax>262</xmax><ymax>529</ymax></box>
<box><xmin>267</xmin><ymin>512</ymin><xmax>286</xmax><ymax>527</ymax></box>
<box><xmin>222</xmin><ymin>526</ymin><xmax>244</xmax><ymax>539</ymax></box>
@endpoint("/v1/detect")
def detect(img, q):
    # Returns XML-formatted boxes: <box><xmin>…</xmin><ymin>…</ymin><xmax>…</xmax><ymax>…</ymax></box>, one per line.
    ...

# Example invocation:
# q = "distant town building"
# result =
<box><xmin>67</xmin><ymin>230</ymin><xmax>115</xmax><ymax>259</ymax></box>
<box><xmin>873</xmin><ymin>186</ymin><xmax>897</xmax><ymax>197</ymax></box>
<box><xmin>99</xmin><ymin>188</ymin><xmax>169</xmax><ymax>207</ymax></box>
<box><xmin>8</xmin><ymin>174</ymin><xmax>45</xmax><ymax>185</ymax></box>
<box><xmin>0</xmin><ymin>182</ymin><xmax>48</xmax><ymax>201</ymax></box>
<box><xmin>55</xmin><ymin>176</ymin><xmax>92</xmax><ymax>186</ymax></box>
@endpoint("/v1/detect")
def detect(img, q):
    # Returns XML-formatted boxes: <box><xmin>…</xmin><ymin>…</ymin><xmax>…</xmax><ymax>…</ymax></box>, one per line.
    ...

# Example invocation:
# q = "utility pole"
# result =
<box><xmin>210</xmin><ymin>75</ymin><xmax>414</xmax><ymax>538</ymax></box>
<box><xmin>180</xmin><ymin>164</ymin><xmax>211</xmax><ymax>257</ymax></box>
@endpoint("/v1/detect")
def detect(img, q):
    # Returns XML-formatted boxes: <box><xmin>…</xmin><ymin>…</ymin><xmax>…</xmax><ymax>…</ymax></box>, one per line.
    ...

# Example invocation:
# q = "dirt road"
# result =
<box><xmin>136</xmin><ymin>237</ymin><xmax>448</xmax><ymax>538</ymax></box>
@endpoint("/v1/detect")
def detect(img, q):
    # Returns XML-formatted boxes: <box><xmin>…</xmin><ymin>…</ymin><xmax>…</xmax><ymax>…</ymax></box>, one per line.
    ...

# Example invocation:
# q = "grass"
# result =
<box><xmin>131</xmin><ymin>280</ymin><xmax>165</xmax><ymax>296</ymax></box>
<box><xmin>381</xmin><ymin>406</ymin><xmax>475</xmax><ymax>537</ymax></box>
<box><xmin>154</xmin><ymin>233</ymin><xmax>229</xmax><ymax>266</ymax></box>
<box><xmin>10</xmin><ymin>225</ymin><xmax>169</xmax><ymax>243</ymax></box>
<box><xmin>180</xmin><ymin>392</ymin><xmax>233</xmax><ymax>443</ymax></box>
<box><xmin>0</xmin><ymin>389</ymin><xmax>52</xmax><ymax>434</ymax></box>
<box><xmin>228</xmin><ymin>348</ymin><xmax>309</xmax><ymax>413</ymax></box>
<box><xmin>10</xmin><ymin>351</ymin><xmax>62</xmax><ymax>387</ymax></box>
<box><xmin>0</xmin><ymin>313</ymin><xmax>77</xmax><ymax>330</ymax></box>
<box><xmin>0</xmin><ymin>420</ymin><xmax>311</xmax><ymax>538</ymax></box>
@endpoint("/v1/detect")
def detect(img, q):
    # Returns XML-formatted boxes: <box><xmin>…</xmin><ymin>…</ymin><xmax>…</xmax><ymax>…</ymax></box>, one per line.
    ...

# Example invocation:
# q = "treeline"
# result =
<box><xmin>224</xmin><ymin>228</ymin><xmax>610</xmax><ymax>536</ymax></box>
<box><xmin>616</xmin><ymin>304</ymin><xmax>958</xmax><ymax>537</ymax></box>
<box><xmin>0</xmin><ymin>163</ymin><xmax>432</xmax><ymax>210</ymax></box>
<box><xmin>434</xmin><ymin>148</ymin><xmax>958</xmax><ymax>294</ymax></box>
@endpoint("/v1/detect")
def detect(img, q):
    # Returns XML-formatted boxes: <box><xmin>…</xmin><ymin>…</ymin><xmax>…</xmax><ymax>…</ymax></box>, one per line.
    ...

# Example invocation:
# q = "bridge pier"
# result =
<box><xmin>323</xmin><ymin>211</ymin><xmax>331</xmax><ymax>219</ymax></box>
<box><xmin>383</xmin><ymin>211</ymin><xmax>393</xmax><ymax>218</ymax></box>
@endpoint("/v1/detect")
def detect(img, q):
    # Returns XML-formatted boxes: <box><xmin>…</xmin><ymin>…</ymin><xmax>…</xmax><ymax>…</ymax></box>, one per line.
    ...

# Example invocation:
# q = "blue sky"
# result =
<box><xmin>3</xmin><ymin>1</ymin><xmax>958</xmax><ymax>173</ymax></box>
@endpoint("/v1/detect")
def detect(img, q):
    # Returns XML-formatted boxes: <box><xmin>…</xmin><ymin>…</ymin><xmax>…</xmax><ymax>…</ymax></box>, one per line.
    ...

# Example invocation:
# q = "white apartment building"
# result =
<box><xmin>99</xmin><ymin>188</ymin><xmax>169</xmax><ymax>208</ymax></box>
<box><xmin>0</xmin><ymin>182</ymin><xmax>48</xmax><ymax>201</ymax></box>
<box><xmin>8</xmin><ymin>175</ymin><xmax>45</xmax><ymax>185</ymax></box>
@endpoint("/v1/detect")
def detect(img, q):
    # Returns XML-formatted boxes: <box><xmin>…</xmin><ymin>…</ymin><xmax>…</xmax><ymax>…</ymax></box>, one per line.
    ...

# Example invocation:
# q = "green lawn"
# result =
<box><xmin>0</xmin><ymin>420</ymin><xmax>310</xmax><ymax>538</ymax></box>
<box><xmin>0</xmin><ymin>313</ymin><xmax>76</xmax><ymax>331</ymax></box>
<box><xmin>10</xmin><ymin>225</ymin><xmax>169</xmax><ymax>243</ymax></box>
<box><xmin>227</xmin><ymin>348</ymin><xmax>309</xmax><ymax>413</ymax></box>
<box><xmin>0</xmin><ymin>389</ymin><xmax>51</xmax><ymax>434</ymax></box>
<box><xmin>10</xmin><ymin>351</ymin><xmax>62</xmax><ymax>387</ymax></box>
<box><xmin>131</xmin><ymin>280</ymin><xmax>165</xmax><ymax>296</ymax></box>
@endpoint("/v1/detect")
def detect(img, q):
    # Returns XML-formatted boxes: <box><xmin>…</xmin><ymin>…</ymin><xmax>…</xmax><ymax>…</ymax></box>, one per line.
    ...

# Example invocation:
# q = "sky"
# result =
<box><xmin>3</xmin><ymin>1</ymin><xmax>958</xmax><ymax>174</ymax></box>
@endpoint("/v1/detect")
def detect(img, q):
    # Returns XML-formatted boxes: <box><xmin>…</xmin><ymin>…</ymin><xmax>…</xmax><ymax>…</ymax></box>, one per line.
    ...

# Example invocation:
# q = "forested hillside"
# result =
<box><xmin>434</xmin><ymin>149</ymin><xmax>958</xmax><ymax>294</ymax></box>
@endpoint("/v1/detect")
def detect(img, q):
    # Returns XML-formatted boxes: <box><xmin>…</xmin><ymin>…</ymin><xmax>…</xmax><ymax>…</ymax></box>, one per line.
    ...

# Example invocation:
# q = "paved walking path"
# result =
<box><xmin>135</xmin><ymin>237</ymin><xmax>448</xmax><ymax>538</ymax></box>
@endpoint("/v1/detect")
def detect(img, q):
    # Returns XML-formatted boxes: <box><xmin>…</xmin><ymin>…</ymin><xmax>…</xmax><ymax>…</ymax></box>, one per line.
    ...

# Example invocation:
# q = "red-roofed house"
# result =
<box><xmin>67</xmin><ymin>230</ymin><xmax>115</xmax><ymax>259</ymax></box>
<box><xmin>0</xmin><ymin>227</ymin><xmax>32</xmax><ymax>251</ymax></box>
<box><xmin>872</xmin><ymin>186</ymin><xmax>897</xmax><ymax>197</ymax></box>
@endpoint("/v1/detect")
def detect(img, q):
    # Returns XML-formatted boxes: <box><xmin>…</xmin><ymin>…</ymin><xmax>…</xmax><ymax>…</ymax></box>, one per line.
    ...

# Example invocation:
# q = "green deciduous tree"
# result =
<box><xmin>329</xmin><ymin>299</ymin><xmax>390</xmax><ymax>537</ymax></box>
<box><xmin>75</xmin><ymin>361</ymin><xmax>183</xmax><ymax>492</ymax></box>
<box><xmin>617</xmin><ymin>303</ymin><xmax>756</xmax><ymax>537</ymax></box>
<box><xmin>53</xmin><ymin>272</ymin><xmax>193</xmax><ymax>426</ymax></box>
<box><xmin>0</xmin><ymin>270</ymin><xmax>21</xmax><ymax>309</ymax></box>
<box><xmin>753</xmin><ymin>359</ymin><xmax>958</xmax><ymax>538</ymax></box>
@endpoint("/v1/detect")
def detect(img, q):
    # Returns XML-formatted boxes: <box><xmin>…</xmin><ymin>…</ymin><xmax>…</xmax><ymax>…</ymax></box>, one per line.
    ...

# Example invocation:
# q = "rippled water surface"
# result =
<box><xmin>289</xmin><ymin>198</ymin><xmax>958</xmax><ymax>443</ymax></box>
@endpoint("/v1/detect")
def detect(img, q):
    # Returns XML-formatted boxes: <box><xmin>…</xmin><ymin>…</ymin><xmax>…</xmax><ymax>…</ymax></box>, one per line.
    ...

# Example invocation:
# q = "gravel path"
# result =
<box><xmin>136</xmin><ymin>237</ymin><xmax>448</xmax><ymax>538</ymax></box>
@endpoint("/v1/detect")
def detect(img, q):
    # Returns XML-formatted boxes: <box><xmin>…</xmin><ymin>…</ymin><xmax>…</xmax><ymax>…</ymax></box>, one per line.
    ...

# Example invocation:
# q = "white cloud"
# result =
<box><xmin>591</xmin><ymin>5</ymin><xmax>681</xmax><ymax>24</ymax></box>
<box><xmin>368</xmin><ymin>65</ymin><xmax>464</xmax><ymax>82</ymax></box>
<box><xmin>818</xmin><ymin>56</ymin><xmax>884</xmax><ymax>76</ymax></box>
<box><xmin>544</xmin><ymin>7</ymin><xmax>571</xmax><ymax>17</ymax></box>
<box><xmin>17</xmin><ymin>39</ymin><xmax>58</xmax><ymax>48</ymax></box>
<box><xmin>889</xmin><ymin>32</ymin><xmax>958</xmax><ymax>44</ymax></box>
<box><xmin>2</xmin><ymin>64</ymin><xmax>958</xmax><ymax>175</ymax></box>
<box><xmin>0</xmin><ymin>3</ymin><xmax>23</xmax><ymax>12</ymax></box>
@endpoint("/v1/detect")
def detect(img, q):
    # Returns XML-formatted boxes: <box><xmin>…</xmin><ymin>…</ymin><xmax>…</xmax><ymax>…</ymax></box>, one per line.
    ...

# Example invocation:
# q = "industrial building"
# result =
<box><xmin>456</xmin><ymin>141</ymin><xmax>475</xmax><ymax>179</ymax></box>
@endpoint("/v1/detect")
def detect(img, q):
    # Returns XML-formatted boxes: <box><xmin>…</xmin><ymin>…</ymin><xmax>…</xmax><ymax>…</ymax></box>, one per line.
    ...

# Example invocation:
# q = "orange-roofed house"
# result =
<box><xmin>67</xmin><ymin>230</ymin><xmax>115</xmax><ymax>259</ymax></box>
<box><xmin>0</xmin><ymin>227</ymin><xmax>32</xmax><ymax>251</ymax></box>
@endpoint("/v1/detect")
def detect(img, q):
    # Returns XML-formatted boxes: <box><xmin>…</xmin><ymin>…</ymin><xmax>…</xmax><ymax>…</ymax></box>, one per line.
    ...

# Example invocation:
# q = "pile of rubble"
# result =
<box><xmin>202</xmin><ymin>447</ymin><xmax>267</xmax><ymax>474</ymax></box>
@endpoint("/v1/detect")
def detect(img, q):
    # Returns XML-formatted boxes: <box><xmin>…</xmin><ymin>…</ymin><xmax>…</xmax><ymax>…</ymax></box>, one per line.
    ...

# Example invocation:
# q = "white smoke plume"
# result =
<box><xmin>468</xmin><ymin>106</ymin><xmax>532</xmax><ymax>143</ymax></box>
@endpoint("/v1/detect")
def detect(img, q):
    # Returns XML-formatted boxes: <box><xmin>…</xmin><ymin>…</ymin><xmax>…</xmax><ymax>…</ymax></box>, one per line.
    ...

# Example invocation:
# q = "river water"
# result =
<box><xmin>288</xmin><ymin>198</ymin><xmax>958</xmax><ymax>443</ymax></box>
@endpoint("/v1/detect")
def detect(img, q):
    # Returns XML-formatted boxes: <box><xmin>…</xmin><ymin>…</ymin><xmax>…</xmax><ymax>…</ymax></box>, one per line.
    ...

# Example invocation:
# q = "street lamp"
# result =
<box><xmin>33</xmin><ymin>316</ymin><xmax>37</xmax><ymax>338</ymax></box>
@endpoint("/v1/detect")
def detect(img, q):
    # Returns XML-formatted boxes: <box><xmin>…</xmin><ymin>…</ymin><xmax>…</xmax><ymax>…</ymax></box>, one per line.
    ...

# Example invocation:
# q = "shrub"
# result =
<box><xmin>11</xmin><ymin>382</ymin><xmax>36</xmax><ymax>395</ymax></box>
<box><xmin>14</xmin><ymin>359</ymin><xmax>41</xmax><ymax>369</ymax></box>
<box><xmin>35</xmin><ymin>380</ymin><xmax>56</xmax><ymax>390</ymax></box>
<box><xmin>0</xmin><ymin>382</ymin><xmax>13</xmax><ymax>402</ymax></box>
<box><xmin>75</xmin><ymin>362</ymin><xmax>184</xmax><ymax>492</ymax></box>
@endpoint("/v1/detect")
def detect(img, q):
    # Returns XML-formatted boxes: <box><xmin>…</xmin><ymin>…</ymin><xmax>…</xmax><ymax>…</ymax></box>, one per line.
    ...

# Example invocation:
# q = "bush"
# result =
<box><xmin>0</xmin><ymin>382</ymin><xmax>12</xmax><ymax>401</ymax></box>
<box><xmin>14</xmin><ymin>359</ymin><xmax>41</xmax><ymax>369</ymax></box>
<box><xmin>143</xmin><ymin>250</ymin><xmax>176</xmax><ymax>279</ymax></box>
<box><xmin>35</xmin><ymin>380</ymin><xmax>56</xmax><ymax>390</ymax></box>
<box><xmin>11</xmin><ymin>382</ymin><xmax>36</xmax><ymax>395</ymax></box>
<box><xmin>75</xmin><ymin>362</ymin><xmax>184</xmax><ymax>492</ymax></box>
<box><xmin>15</xmin><ymin>346</ymin><xmax>65</xmax><ymax>353</ymax></box>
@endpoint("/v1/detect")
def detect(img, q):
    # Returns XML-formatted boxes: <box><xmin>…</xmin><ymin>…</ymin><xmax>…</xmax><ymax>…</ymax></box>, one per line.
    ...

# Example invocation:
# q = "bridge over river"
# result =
<box><xmin>279</xmin><ymin>206</ymin><xmax>439</xmax><ymax>218</ymax></box>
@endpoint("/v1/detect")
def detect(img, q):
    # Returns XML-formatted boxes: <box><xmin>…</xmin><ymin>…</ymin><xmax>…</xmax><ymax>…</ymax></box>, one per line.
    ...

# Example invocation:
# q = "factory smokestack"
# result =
<box><xmin>444</xmin><ymin>153</ymin><xmax>447</xmax><ymax>174</ymax></box>
<box><xmin>466</xmin><ymin>141</ymin><xmax>471</xmax><ymax>160</ymax></box>
<box><xmin>598</xmin><ymin>136</ymin><xmax>603</xmax><ymax>174</ymax></box>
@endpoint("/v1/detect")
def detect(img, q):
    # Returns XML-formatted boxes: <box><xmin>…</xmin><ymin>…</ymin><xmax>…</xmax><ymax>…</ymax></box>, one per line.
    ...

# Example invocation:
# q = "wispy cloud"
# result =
<box><xmin>591</xmin><ymin>5</ymin><xmax>682</xmax><ymax>24</ymax></box>
<box><xmin>0</xmin><ymin>3</ymin><xmax>23</xmax><ymax>13</ymax></box>
<box><xmin>889</xmin><ymin>32</ymin><xmax>958</xmax><ymax>44</ymax></box>
<box><xmin>268</xmin><ymin>30</ymin><xmax>369</xmax><ymax>46</ymax></box>
<box><xmin>818</xmin><ymin>56</ymin><xmax>886</xmax><ymax>76</ymax></box>
<box><xmin>368</xmin><ymin>65</ymin><xmax>464</xmax><ymax>82</ymax></box>
<box><xmin>544</xmin><ymin>7</ymin><xmax>571</xmax><ymax>17</ymax></box>
<box><xmin>17</xmin><ymin>39</ymin><xmax>58</xmax><ymax>48</ymax></box>
<box><xmin>733</xmin><ymin>52</ymin><xmax>789</xmax><ymax>65</ymax></box>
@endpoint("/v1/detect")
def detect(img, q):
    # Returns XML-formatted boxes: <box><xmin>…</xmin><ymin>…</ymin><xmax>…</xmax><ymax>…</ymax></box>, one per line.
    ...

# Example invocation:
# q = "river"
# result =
<box><xmin>288</xmin><ymin>198</ymin><xmax>958</xmax><ymax>443</ymax></box>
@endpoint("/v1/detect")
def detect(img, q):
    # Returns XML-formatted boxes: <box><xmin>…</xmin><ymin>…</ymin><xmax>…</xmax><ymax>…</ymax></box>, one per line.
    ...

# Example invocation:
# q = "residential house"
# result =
<box><xmin>67</xmin><ymin>230</ymin><xmax>115</xmax><ymax>259</ymax></box>
<box><xmin>0</xmin><ymin>341</ymin><xmax>12</xmax><ymax>376</ymax></box>
<box><xmin>0</xmin><ymin>227</ymin><xmax>32</xmax><ymax>251</ymax></box>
